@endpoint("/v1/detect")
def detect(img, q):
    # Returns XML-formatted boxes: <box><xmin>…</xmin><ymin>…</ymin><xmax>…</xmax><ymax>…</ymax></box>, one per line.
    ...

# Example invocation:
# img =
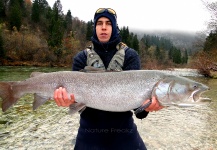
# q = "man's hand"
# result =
<box><xmin>54</xmin><ymin>87</ymin><xmax>75</xmax><ymax>107</ymax></box>
<box><xmin>144</xmin><ymin>96</ymin><xmax>164</xmax><ymax>112</ymax></box>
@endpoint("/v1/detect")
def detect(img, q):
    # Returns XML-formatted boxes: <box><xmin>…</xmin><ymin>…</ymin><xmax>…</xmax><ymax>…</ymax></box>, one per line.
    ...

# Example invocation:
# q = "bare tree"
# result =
<box><xmin>202</xmin><ymin>0</ymin><xmax>217</xmax><ymax>31</ymax></box>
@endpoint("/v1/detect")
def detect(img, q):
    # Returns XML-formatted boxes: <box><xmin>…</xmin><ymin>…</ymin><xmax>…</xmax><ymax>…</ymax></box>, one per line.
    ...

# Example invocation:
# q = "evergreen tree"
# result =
<box><xmin>168</xmin><ymin>46</ymin><xmax>182</xmax><ymax>64</ymax></box>
<box><xmin>0</xmin><ymin>0</ymin><xmax>7</xmax><ymax>22</ymax></box>
<box><xmin>132</xmin><ymin>34</ymin><xmax>139</xmax><ymax>52</ymax></box>
<box><xmin>182</xmin><ymin>50</ymin><xmax>188</xmax><ymax>64</ymax></box>
<box><xmin>128</xmin><ymin>32</ymin><xmax>134</xmax><ymax>48</ymax></box>
<box><xmin>154</xmin><ymin>46</ymin><xmax>161</xmax><ymax>61</ymax></box>
<box><xmin>47</xmin><ymin>0</ymin><xmax>65</xmax><ymax>47</ymax></box>
<box><xmin>86</xmin><ymin>20</ymin><xmax>93</xmax><ymax>41</ymax></box>
<box><xmin>203</xmin><ymin>30</ymin><xmax>217</xmax><ymax>52</ymax></box>
<box><xmin>168</xmin><ymin>46</ymin><xmax>174</xmax><ymax>60</ymax></box>
<box><xmin>8</xmin><ymin>0</ymin><xmax>22</xmax><ymax>30</ymax></box>
<box><xmin>31</xmin><ymin>0</ymin><xmax>50</xmax><ymax>23</ymax></box>
<box><xmin>0</xmin><ymin>28</ymin><xmax>5</xmax><ymax>59</ymax></box>
<box><xmin>173</xmin><ymin>48</ymin><xmax>182</xmax><ymax>64</ymax></box>
<box><xmin>31</xmin><ymin>0</ymin><xmax>40</xmax><ymax>22</ymax></box>
<box><xmin>141</xmin><ymin>34</ymin><xmax>173</xmax><ymax>51</ymax></box>
<box><xmin>18</xmin><ymin>0</ymin><xmax>26</xmax><ymax>17</ymax></box>
<box><xmin>143</xmin><ymin>35</ymin><xmax>151</xmax><ymax>48</ymax></box>
<box><xmin>65</xmin><ymin>10</ymin><xmax>72</xmax><ymax>33</ymax></box>
<box><xmin>120</xmin><ymin>26</ymin><xmax>130</xmax><ymax>45</ymax></box>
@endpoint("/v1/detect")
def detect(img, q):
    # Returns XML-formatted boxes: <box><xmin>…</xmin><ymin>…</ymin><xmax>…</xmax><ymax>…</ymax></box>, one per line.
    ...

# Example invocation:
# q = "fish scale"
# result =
<box><xmin>0</xmin><ymin>69</ymin><xmax>211</xmax><ymax>114</ymax></box>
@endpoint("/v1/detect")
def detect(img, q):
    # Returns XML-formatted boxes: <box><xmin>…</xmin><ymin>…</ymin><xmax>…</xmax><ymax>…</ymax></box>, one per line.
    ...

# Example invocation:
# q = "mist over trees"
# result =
<box><xmin>0</xmin><ymin>0</ymin><xmax>215</xmax><ymax>74</ymax></box>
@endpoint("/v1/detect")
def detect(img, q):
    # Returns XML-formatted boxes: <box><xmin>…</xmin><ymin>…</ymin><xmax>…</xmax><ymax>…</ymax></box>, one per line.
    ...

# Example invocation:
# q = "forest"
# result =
<box><xmin>0</xmin><ymin>0</ymin><xmax>217</xmax><ymax>77</ymax></box>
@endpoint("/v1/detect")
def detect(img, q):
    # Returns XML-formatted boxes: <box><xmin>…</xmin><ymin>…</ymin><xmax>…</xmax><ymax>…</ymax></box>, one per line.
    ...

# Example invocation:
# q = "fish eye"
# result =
<box><xmin>193</xmin><ymin>85</ymin><xmax>198</xmax><ymax>89</ymax></box>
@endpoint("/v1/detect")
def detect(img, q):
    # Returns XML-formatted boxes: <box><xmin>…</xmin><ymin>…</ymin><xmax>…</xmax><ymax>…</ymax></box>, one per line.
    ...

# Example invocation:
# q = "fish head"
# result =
<box><xmin>152</xmin><ymin>76</ymin><xmax>211</xmax><ymax>107</ymax></box>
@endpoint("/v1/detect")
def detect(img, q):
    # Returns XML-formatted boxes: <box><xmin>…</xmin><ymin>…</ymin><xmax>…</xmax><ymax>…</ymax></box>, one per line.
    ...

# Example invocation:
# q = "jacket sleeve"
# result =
<box><xmin>124</xmin><ymin>48</ymin><xmax>149</xmax><ymax>119</ymax></box>
<box><xmin>72</xmin><ymin>50</ymin><xmax>87</xmax><ymax>71</ymax></box>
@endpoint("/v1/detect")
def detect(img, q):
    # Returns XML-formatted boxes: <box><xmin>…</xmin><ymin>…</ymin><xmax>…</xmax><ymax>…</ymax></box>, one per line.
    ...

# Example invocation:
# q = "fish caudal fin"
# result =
<box><xmin>0</xmin><ymin>82</ymin><xmax>18</xmax><ymax>112</ymax></box>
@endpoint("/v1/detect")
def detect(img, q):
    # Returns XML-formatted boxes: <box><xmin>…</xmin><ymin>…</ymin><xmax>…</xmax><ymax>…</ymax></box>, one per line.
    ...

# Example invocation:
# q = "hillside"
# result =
<box><xmin>131</xmin><ymin>29</ymin><xmax>202</xmax><ymax>52</ymax></box>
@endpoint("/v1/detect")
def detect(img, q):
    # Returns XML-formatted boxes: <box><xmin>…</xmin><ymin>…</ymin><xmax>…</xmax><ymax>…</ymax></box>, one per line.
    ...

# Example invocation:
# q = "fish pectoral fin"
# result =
<box><xmin>33</xmin><ymin>94</ymin><xmax>49</xmax><ymax>110</ymax></box>
<box><xmin>69</xmin><ymin>103</ymin><xmax>86</xmax><ymax>115</ymax></box>
<box><xmin>176</xmin><ymin>103</ymin><xmax>196</xmax><ymax>107</ymax></box>
<box><xmin>134</xmin><ymin>99</ymin><xmax>152</xmax><ymax>115</ymax></box>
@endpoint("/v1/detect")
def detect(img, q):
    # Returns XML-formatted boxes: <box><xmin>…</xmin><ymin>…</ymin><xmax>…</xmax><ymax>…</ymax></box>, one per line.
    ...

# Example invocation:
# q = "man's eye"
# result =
<box><xmin>96</xmin><ymin>22</ymin><xmax>102</xmax><ymax>25</ymax></box>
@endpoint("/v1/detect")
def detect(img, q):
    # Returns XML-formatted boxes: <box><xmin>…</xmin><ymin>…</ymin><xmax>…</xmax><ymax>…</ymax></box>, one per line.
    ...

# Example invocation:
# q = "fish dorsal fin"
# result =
<box><xmin>79</xmin><ymin>66</ymin><xmax>122</xmax><ymax>73</ymax></box>
<box><xmin>79</xmin><ymin>66</ymin><xmax>106</xmax><ymax>73</ymax></box>
<box><xmin>30</xmin><ymin>72</ymin><xmax>45</xmax><ymax>78</ymax></box>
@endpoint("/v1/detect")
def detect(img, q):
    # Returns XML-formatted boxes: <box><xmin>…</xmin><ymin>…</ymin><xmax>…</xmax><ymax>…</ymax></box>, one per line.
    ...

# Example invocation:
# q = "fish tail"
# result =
<box><xmin>0</xmin><ymin>82</ymin><xmax>19</xmax><ymax>112</ymax></box>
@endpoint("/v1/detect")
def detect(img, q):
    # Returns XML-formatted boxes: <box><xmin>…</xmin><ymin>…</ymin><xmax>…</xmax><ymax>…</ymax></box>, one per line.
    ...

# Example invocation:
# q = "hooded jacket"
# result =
<box><xmin>72</xmin><ymin>8</ymin><xmax>148</xmax><ymax>150</ymax></box>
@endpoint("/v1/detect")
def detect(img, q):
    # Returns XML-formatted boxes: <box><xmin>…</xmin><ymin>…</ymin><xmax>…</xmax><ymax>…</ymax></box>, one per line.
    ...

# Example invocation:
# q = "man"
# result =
<box><xmin>54</xmin><ymin>8</ymin><xmax>163</xmax><ymax>150</ymax></box>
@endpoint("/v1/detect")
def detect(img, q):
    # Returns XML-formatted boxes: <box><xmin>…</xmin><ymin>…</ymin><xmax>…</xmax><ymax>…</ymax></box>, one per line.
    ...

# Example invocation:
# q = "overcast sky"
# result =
<box><xmin>46</xmin><ymin>0</ymin><xmax>213</xmax><ymax>33</ymax></box>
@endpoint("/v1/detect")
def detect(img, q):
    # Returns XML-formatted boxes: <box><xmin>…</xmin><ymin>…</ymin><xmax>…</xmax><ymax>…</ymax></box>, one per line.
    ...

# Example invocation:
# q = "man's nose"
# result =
<box><xmin>102</xmin><ymin>23</ymin><xmax>106</xmax><ymax>29</ymax></box>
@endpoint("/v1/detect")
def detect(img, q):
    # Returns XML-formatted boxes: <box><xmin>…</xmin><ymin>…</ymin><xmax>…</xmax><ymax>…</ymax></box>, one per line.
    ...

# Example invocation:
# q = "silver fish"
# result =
<box><xmin>0</xmin><ymin>68</ymin><xmax>211</xmax><ymax>114</ymax></box>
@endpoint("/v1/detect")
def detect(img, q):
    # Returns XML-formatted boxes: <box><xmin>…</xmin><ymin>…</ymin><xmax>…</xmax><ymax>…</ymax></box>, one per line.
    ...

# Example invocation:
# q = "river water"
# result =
<box><xmin>0</xmin><ymin>66</ymin><xmax>216</xmax><ymax>150</ymax></box>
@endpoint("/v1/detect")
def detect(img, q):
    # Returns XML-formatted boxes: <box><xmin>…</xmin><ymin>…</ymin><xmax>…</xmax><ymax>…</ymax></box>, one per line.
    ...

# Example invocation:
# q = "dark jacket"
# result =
<box><xmin>72</xmin><ymin>37</ymin><xmax>148</xmax><ymax>150</ymax></box>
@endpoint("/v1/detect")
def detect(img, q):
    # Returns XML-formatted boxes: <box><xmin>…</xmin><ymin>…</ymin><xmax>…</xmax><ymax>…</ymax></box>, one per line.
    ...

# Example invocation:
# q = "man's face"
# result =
<box><xmin>96</xmin><ymin>17</ymin><xmax>112</xmax><ymax>43</ymax></box>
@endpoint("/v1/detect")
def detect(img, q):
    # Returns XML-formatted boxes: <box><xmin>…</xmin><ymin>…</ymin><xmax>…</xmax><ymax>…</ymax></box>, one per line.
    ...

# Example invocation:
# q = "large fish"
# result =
<box><xmin>0</xmin><ymin>67</ymin><xmax>211</xmax><ymax>114</ymax></box>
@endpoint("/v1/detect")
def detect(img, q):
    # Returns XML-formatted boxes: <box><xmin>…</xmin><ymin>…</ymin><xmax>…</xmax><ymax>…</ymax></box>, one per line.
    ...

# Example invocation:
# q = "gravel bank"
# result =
<box><xmin>1</xmin><ymin>104</ymin><xmax>216</xmax><ymax>150</ymax></box>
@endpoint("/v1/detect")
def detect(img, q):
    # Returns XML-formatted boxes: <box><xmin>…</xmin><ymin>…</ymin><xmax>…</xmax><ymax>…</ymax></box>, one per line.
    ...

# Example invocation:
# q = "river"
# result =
<box><xmin>0</xmin><ymin>66</ymin><xmax>216</xmax><ymax>150</ymax></box>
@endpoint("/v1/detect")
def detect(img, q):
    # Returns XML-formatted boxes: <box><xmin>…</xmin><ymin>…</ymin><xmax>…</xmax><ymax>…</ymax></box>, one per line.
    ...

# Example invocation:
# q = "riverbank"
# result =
<box><xmin>0</xmin><ymin>61</ymin><xmax>70</xmax><ymax>68</ymax></box>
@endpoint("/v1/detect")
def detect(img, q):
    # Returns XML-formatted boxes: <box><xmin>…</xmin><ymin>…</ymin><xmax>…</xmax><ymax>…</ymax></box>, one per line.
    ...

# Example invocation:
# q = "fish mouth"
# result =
<box><xmin>191</xmin><ymin>88</ymin><xmax>211</xmax><ymax>104</ymax></box>
<box><xmin>177</xmin><ymin>87</ymin><xmax>211</xmax><ymax>107</ymax></box>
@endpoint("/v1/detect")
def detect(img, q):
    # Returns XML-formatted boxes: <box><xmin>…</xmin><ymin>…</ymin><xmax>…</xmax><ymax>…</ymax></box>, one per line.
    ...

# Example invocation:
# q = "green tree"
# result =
<box><xmin>132</xmin><ymin>34</ymin><xmax>139</xmax><ymax>52</ymax></box>
<box><xmin>8</xmin><ymin>0</ymin><xmax>22</xmax><ymax>30</ymax></box>
<box><xmin>0</xmin><ymin>28</ymin><xmax>5</xmax><ymax>60</ymax></box>
<box><xmin>154</xmin><ymin>46</ymin><xmax>161</xmax><ymax>61</ymax></box>
<box><xmin>168</xmin><ymin>46</ymin><xmax>174</xmax><ymax>60</ymax></box>
<box><xmin>168</xmin><ymin>46</ymin><xmax>182</xmax><ymax>64</ymax></box>
<box><xmin>141</xmin><ymin>35</ymin><xmax>151</xmax><ymax>48</ymax></box>
<box><xmin>86</xmin><ymin>20</ymin><xmax>93</xmax><ymax>41</ymax></box>
<box><xmin>47</xmin><ymin>0</ymin><xmax>65</xmax><ymax>47</ymax></box>
<box><xmin>203</xmin><ymin>30</ymin><xmax>217</xmax><ymax>52</ymax></box>
<box><xmin>19</xmin><ymin>0</ymin><xmax>26</xmax><ymax>17</ymax></box>
<box><xmin>65</xmin><ymin>10</ymin><xmax>72</xmax><ymax>33</ymax></box>
<box><xmin>31</xmin><ymin>0</ymin><xmax>40</xmax><ymax>22</ymax></box>
<box><xmin>31</xmin><ymin>0</ymin><xmax>50</xmax><ymax>23</ymax></box>
<box><xmin>173</xmin><ymin>48</ymin><xmax>182</xmax><ymax>64</ymax></box>
<box><xmin>120</xmin><ymin>26</ymin><xmax>130</xmax><ymax>45</ymax></box>
<box><xmin>0</xmin><ymin>0</ymin><xmax>7</xmax><ymax>22</ymax></box>
<box><xmin>182</xmin><ymin>50</ymin><xmax>188</xmax><ymax>64</ymax></box>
